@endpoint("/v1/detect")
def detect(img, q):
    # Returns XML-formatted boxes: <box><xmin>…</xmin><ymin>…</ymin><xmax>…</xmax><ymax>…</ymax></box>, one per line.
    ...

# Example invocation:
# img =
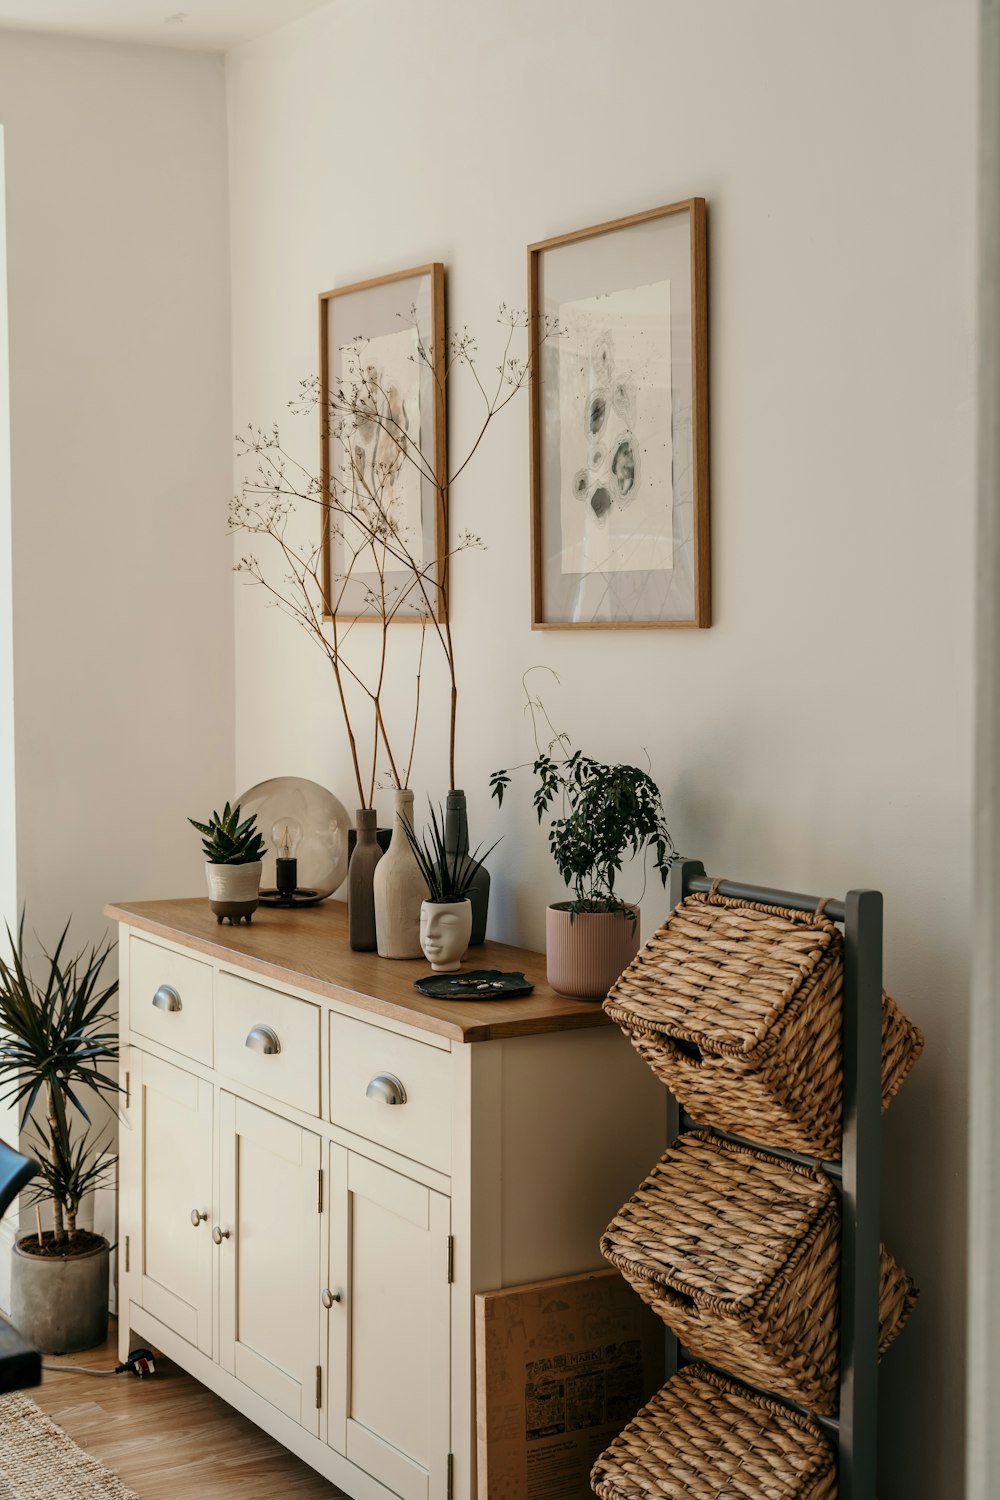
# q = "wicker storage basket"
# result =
<box><xmin>591</xmin><ymin>1363</ymin><xmax>837</xmax><ymax>1500</ymax></box>
<box><xmin>605</xmin><ymin>891</ymin><xmax>924</xmax><ymax>1158</ymax></box>
<box><xmin>600</xmin><ymin>1130</ymin><xmax>918</xmax><ymax>1415</ymax></box>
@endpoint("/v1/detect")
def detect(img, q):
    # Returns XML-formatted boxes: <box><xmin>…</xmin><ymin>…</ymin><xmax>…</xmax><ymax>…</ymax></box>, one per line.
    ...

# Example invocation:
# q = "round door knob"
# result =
<box><xmin>365</xmin><ymin>1073</ymin><xmax>407</xmax><ymax>1106</ymax></box>
<box><xmin>212</xmin><ymin>1226</ymin><xmax>231</xmax><ymax>1244</ymax></box>
<box><xmin>190</xmin><ymin>1209</ymin><xmax>208</xmax><ymax>1227</ymax></box>
<box><xmin>321</xmin><ymin>1288</ymin><xmax>342</xmax><ymax>1309</ymax></box>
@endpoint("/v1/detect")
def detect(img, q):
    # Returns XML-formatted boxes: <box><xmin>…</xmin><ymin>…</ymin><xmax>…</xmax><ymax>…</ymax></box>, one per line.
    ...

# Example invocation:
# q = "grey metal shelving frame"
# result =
<box><xmin>666</xmin><ymin>858</ymin><xmax>882</xmax><ymax>1500</ymax></box>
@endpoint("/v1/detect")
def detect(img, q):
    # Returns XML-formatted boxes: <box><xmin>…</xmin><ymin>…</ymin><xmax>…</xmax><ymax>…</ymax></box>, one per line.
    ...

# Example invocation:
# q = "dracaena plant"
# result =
<box><xmin>489</xmin><ymin>671</ymin><xmax>680</xmax><ymax>917</ymax></box>
<box><xmin>0</xmin><ymin>915</ymin><xmax>119</xmax><ymax>1243</ymax></box>
<box><xmin>189</xmin><ymin>802</ymin><xmax>266</xmax><ymax>865</ymax></box>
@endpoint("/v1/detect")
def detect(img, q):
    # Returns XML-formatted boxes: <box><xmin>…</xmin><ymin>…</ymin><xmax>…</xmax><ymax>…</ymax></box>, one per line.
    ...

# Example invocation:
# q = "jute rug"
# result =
<box><xmin>0</xmin><ymin>1392</ymin><xmax>138</xmax><ymax>1499</ymax></box>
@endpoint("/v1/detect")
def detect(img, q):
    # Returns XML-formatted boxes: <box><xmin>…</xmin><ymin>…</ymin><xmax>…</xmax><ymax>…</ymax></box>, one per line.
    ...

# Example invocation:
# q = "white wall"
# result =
<box><xmin>0</xmin><ymin>131</ymin><xmax>14</xmax><ymax>936</ymax></box>
<box><xmin>226</xmin><ymin>2</ymin><xmax>977</xmax><ymax>1494</ymax></box>
<box><xmin>0</xmin><ymin>30</ymin><xmax>235</xmax><ymax>944</ymax></box>
<box><xmin>0</xmin><ymin>31</ymin><xmax>234</xmax><ymax>1265</ymax></box>
<box><xmin>968</xmin><ymin>0</ymin><xmax>999</xmax><ymax>1492</ymax></box>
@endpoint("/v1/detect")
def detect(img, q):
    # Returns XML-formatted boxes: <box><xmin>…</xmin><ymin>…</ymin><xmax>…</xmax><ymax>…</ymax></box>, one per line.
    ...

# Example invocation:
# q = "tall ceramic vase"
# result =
<box><xmin>444</xmin><ymin>789</ymin><xmax>490</xmax><ymax>945</ymax></box>
<box><xmin>373</xmin><ymin>789</ymin><xmax>428</xmax><ymax>959</ymax></box>
<box><xmin>348</xmin><ymin>808</ymin><xmax>383</xmax><ymax>952</ymax></box>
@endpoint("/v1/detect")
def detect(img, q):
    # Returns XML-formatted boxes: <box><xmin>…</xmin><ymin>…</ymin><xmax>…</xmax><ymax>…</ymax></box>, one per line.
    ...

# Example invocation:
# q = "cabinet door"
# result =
<box><xmin>328</xmin><ymin>1146</ymin><xmax>451</xmax><ymax>1500</ymax></box>
<box><xmin>218</xmin><ymin>1093</ymin><xmax>322</xmax><ymax>1435</ymax></box>
<box><xmin>131</xmin><ymin>1050</ymin><xmax>214</xmax><ymax>1356</ymax></box>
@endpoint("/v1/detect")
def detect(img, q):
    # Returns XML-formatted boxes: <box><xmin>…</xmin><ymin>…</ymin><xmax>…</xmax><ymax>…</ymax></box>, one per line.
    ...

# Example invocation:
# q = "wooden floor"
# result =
<box><xmin>27</xmin><ymin>1319</ymin><xmax>346</xmax><ymax>1498</ymax></box>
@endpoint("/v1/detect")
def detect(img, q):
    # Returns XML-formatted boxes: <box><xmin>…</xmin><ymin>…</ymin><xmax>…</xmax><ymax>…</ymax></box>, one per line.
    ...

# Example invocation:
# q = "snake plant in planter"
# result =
<box><xmin>189</xmin><ymin>802</ymin><xmax>267</xmax><ymax>924</ymax></box>
<box><xmin>0</xmin><ymin>915</ymin><xmax>120</xmax><ymax>1352</ymax></box>
<box><xmin>491</xmin><ymin>735</ymin><xmax>679</xmax><ymax>999</ymax></box>
<box><xmin>401</xmin><ymin>802</ymin><xmax>499</xmax><ymax>973</ymax></box>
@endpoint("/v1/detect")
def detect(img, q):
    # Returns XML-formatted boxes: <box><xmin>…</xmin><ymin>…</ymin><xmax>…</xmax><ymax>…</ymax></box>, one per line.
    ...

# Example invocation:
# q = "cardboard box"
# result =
<box><xmin>475</xmin><ymin>1269</ymin><xmax>665</xmax><ymax>1500</ymax></box>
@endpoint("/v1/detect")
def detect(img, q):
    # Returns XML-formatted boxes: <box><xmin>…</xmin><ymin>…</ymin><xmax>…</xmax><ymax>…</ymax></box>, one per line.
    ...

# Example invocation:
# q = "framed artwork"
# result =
<box><xmin>528</xmin><ymin>200</ymin><xmax>710</xmax><ymax>629</ymax></box>
<box><xmin>319</xmin><ymin>262</ymin><xmax>446</xmax><ymax>623</ymax></box>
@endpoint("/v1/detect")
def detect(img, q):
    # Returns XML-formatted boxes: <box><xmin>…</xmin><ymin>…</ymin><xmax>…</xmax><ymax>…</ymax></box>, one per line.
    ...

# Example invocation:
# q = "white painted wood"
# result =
<box><xmin>216</xmin><ymin>969</ymin><xmax>321</xmax><ymax>1115</ymax></box>
<box><xmin>218</xmin><ymin>1092</ymin><xmax>322</xmax><ymax>1435</ymax></box>
<box><xmin>330</xmin><ymin>1012</ymin><xmax>453</xmax><ymax>1174</ymax></box>
<box><xmin>497</xmin><ymin>1027</ymin><xmax>666</xmax><ymax>1286</ymax></box>
<box><xmin>329</xmin><ymin>1145</ymin><xmax>451</xmax><ymax>1500</ymax></box>
<box><xmin>132</xmin><ymin>1049</ymin><xmax>214</xmax><ymax>1355</ymax></box>
<box><xmin>449</xmin><ymin>1041</ymin><xmax>503</xmax><ymax>1500</ymax></box>
<box><xmin>130</xmin><ymin>934</ymin><xmax>214</xmax><ymax>1067</ymax></box>
<box><xmin>115</xmin><ymin>917</ymin><xmax>666</xmax><ymax>1500</ymax></box>
<box><xmin>130</xmin><ymin>1299</ymin><xmax>405</xmax><ymax>1500</ymax></box>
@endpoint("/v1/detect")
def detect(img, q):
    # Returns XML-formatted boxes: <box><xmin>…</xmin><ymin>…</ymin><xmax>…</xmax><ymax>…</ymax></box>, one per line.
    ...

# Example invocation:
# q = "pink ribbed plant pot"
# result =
<box><xmin>545</xmin><ymin>903</ymin><xmax>641</xmax><ymax>1000</ymax></box>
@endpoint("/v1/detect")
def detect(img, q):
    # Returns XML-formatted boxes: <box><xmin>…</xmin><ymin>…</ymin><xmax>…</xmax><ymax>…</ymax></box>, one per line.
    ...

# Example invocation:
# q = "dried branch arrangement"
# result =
<box><xmin>230</xmin><ymin>304</ymin><xmax>558</xmax><ymax>809</ymax></box>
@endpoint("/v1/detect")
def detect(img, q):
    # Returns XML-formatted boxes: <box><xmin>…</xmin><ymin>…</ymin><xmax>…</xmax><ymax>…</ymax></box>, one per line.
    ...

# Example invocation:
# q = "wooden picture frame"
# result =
<box><xmin>319</xmin><ymin>262</ymin><xmax>447</xmax><ymax>623</ymax></box>
<box><xmin>528</xmin><ymin>199</ymin><xmax>710</xmax><ymax>629</ymax></box>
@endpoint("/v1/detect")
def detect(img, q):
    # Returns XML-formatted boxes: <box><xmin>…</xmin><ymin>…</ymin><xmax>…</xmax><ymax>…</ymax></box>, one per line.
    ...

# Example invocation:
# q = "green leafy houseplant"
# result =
<box><xmin>189</xmin><ymin>802</ymin><xmax>266</xmax><ymax>864</ymax></box>
<box><xmin>401</xmin><ymin>801</ymin><xmax>499</xmax><ymax>903</ymax></box>
<box><xmin>0</xmin><ymin>916</ymin><xmax>119</xmax><ymax>1247</ymax></box>
<box><xmin>489</xmin><ymin>687</ymin><xmax>679</xmax><ymax>918</ymax></box>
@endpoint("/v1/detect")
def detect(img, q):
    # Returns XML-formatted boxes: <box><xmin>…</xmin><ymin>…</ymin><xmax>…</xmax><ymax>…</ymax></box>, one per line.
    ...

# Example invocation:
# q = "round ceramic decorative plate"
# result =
<box><xmin>413</xmin><ymin>970</ymin><xmax>535</xmax><ymax>1000</ymax></box>
<box><xmin>235</xmin><ymin>776</ymin><xmax>351</xmax><ymax>904</ymax></box>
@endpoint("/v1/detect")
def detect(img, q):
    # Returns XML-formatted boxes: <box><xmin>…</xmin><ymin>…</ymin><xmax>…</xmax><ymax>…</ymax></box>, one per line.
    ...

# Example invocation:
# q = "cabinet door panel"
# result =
<box><xmin>219</xmin><ymin>1093</ymin><xmax>322</xmax><ymax>1435</ymax></box>
<box><xmin>135</xmin><ymin>1051</ymin><xmax>214</xmax><ymax>1356</ymax></box>
<box><xmin>329</xmin><ymin>1145</ymin><xmax>451</xmax><ymax>1500</ymax></box>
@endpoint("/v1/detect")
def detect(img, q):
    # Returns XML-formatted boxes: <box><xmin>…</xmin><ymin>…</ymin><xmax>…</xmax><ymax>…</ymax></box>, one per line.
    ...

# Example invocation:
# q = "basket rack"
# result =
<box><xmin>666</xmin><ymin>859</ymin><xmax>883</xmax><ymax>1500</ymax></box>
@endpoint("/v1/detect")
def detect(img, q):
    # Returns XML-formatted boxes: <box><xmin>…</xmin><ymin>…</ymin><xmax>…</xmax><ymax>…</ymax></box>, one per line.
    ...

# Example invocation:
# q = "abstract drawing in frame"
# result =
<box><xmin>320</xmin><ymin>262</ymin><xmax>446</xmax><ymax>623</ymax></box>
<box><xmin>529</xmin><ymin>201</ymin><xmax>709</xmax><ymax>628</ymax></box>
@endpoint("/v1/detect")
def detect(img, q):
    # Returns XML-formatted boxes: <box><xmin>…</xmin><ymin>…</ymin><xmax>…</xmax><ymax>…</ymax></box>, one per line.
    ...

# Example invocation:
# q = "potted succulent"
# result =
<box><xmin>189</xmin><ymin>801</ymin><xmax>267</xmax><ymax>924</ymax></box>
<box><xmin>0</xmin><ymin>915</ymin><xmax>120</xmax><ymax>1352</ymax></box>
<box><xmin>491</xmin><ymin>717</ymin><xmax>679</xmax><ymax>999</ymax></box>
<box><xmin>402</xmin><ymin>803</ymin><xmax>499</xmax><ymax>972</ymax></box>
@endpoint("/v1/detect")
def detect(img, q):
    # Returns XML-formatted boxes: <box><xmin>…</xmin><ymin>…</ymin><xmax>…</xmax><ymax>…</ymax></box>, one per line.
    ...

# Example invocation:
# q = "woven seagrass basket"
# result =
<box><xmin>600</xmin><ymin>1129</ymin><xmax>918</xmax><ymax>1416</ymax></box>
<box><xmin>605</xmin><ymin>891</ymin><xmax>924</xmax><ymax>1157</ymax></box>
<box><xmin>591</xmin><ymin>1363</ymin><xmax>837</xmax><ymax>1500</ymax></box>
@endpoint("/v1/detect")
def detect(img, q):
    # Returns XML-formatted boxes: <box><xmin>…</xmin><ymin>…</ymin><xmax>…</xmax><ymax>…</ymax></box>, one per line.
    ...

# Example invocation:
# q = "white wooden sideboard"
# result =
<box><xmin>108</xmin><ymin>898</ymin><xmax>665</xmax><ymax>1500</ymax></box>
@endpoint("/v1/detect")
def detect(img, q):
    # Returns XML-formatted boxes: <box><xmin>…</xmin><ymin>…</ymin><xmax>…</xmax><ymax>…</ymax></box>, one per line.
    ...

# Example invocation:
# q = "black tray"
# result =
<box><xmin>413</xmin><ymin>970</ymin><xmax>535</xmax><ymax>1001</ymax></box>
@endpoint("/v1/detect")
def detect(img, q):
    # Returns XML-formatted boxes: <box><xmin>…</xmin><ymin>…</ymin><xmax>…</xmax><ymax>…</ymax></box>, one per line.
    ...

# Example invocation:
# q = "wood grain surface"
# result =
<box><xmin>104</xmin><ymin>897</ymin><xmax>611</xmax><ymax>1044</ymax></box>
<box><xmin>32</xmin><ymin>1322</ymin><xmax>345</xmax><ymax>1499</ymax></box>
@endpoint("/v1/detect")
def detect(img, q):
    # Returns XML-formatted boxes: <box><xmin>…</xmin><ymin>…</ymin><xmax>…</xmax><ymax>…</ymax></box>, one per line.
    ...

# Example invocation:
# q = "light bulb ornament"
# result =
<box><xmin>259</xmin><ymin>815</ymin><xmax>321</xmax><ymax>907</ymax></box>
<box><xmin>272</xmin><ymin>818</ymin><xmax>303</xmax><ymax>896</ymax></box>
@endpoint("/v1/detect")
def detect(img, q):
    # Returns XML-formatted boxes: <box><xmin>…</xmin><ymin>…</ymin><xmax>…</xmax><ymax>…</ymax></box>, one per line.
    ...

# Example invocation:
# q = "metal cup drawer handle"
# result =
<box><xmin>365</xmin><ymin>1073</ymin><xmax>407</xmax><ymax>1106</ymax></box>
<box><xmin>152</xmin><ymin>985</ymin><xmax>182</xmax><ymax>1013</ymax></box>
<box><xmin>245</xmin><ymin>1024</ymin><xmax>281</xmax><ymax>1056</ymax></box>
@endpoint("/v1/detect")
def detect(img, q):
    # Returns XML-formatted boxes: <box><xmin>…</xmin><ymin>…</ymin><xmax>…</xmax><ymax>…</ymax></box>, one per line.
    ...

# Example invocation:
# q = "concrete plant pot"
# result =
<box><xmin>205</xmin><ymin>859</ymin><xmax>261</xmax><ymax>925</ymax></box>
<box><xmin>545</xmin><ymin>902</ymin><xmax>641</xmax><ymax>999</ymax></box>
<box><xmin>11</xmin><ymin>1234</ymin><xmax>109</xmax><ymax>1353</ymax></box>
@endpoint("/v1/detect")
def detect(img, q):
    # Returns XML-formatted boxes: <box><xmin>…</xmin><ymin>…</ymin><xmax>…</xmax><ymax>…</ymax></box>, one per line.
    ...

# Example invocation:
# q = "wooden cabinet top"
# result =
<box><xmin>105</xmin><ymin>897</ymin><xmax>613</xmax><ymax>1045</ymax></box>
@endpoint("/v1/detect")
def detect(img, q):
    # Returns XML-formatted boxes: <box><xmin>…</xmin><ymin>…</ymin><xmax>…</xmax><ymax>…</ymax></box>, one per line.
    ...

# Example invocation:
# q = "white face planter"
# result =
<box><xmin>419</xmin><ymin>899</ymin><xmax>473</xmax><ymax>972</ymax></box>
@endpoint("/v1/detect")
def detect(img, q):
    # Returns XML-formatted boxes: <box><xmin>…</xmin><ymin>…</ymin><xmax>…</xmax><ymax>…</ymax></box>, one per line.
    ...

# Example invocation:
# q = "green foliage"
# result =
<box><xmin>189</xmin><ymin>802</ymin><xmax>266</xmax><ymax>865</ymax></box>
<box><xmin>0</xmin><ymin>915</ymin><xmax>120</xmax><ymax>1240</ymax></box>
<box><xmin>490</xmin><ymin>744</ymin><xmax>678</xmax><ymax>915</ymax></box>
<box><xmin>24</xmin><ymin>1123</ymin><xmax>116</xmax><ymax>1233</ymax></box>
<box><xmin>401</xmin><ymin>800</ymin><xmax>499</xmax><ymax>903</ymax></box>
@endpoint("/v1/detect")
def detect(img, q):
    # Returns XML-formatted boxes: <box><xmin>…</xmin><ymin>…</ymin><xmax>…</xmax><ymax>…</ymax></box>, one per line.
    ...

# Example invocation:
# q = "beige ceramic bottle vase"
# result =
<box><xmin>348</xmin><ymin>808</ymin><xmax>383</xmax><ymax>952</ymax></box>
<box><xmin>373</xmin><ymin>790</ymin><xmax>428</xmax><ymax>959</ymax></box>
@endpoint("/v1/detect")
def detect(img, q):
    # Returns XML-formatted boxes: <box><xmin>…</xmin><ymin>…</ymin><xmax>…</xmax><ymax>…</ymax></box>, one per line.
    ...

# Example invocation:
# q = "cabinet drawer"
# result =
<box><xmin>215</xmin><ymin>972</ymin><xmax>320</xmax><ymax>1116</ymax></box>
<box><xmin>329</xmin><ymin>1013</ymin><xmax>452</xmax><ymax>1173</ymax></box>
<box><xmin>130</xmin><ymin>936</ymin><xmax>213</xmax><ymax>1066</ymax></box>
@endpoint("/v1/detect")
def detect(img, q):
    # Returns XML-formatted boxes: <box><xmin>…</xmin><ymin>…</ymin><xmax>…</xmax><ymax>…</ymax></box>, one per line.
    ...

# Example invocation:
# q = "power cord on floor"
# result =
<box><xmin>42</xmin><ymin>1348</ymin><xmax>156</xmax><ymax>1378</ymax></box>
